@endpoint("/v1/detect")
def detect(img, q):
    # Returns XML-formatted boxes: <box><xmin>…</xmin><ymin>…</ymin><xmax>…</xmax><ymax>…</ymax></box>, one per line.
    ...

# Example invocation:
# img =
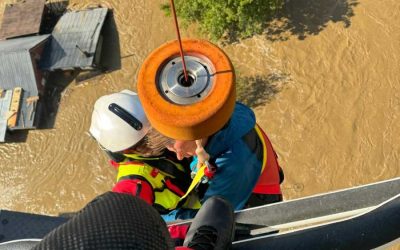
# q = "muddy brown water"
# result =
<box><xmin>0</xmin><ymin>0</ymin><xmax>399</xmax><ymax>219</ymax></box>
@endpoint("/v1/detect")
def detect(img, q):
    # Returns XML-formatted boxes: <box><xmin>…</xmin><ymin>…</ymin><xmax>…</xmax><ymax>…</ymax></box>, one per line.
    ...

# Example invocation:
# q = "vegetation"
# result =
<box><xmin>161</xmin><ymin>0</ymin><xmax>284</xmax><ymax>41</ymax></box>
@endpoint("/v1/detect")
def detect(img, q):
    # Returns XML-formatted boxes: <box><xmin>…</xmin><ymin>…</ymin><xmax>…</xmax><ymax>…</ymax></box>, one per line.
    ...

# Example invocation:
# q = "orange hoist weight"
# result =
<box><xmin>137</xmin><ymin>39</ymin><xmax>236</xmax><ymax>140</ymax></box>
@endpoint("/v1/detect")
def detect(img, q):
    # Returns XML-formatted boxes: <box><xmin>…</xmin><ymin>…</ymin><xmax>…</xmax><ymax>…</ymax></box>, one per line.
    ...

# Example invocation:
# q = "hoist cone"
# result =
<box><xmin>137</xmin><ymin>39</ymin><xmax>235</xmax><ymax>140</ymax></box>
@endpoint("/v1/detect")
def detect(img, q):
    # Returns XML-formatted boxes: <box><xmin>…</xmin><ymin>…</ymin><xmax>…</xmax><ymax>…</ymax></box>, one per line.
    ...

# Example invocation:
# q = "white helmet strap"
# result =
<box><xmin>108</xmin><ymin>103</ymin><xmax>143</xmax><ymax>131</ymax></box>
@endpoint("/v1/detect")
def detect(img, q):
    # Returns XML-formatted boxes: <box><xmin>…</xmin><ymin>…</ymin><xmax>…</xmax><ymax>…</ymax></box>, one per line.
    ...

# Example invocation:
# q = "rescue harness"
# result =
<box><xmin>112</xmin><ymin>153</ymin><xmax>201</xmax><ymax>214</ymax></box>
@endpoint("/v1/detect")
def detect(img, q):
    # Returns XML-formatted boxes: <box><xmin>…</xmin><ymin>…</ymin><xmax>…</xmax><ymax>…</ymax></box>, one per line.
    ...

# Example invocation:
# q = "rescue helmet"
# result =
<box><xmin>89</xmin><ymin>90</ymin><xmax>151</xmax><ymax>152</ymax></box>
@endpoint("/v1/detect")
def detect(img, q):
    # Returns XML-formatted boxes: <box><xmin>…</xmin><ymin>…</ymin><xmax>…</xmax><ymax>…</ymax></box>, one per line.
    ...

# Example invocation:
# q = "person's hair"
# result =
<box><xmin>127</xmin><ymin>128</ymin><xmax>173</xmax><ymax>156</ymax></box>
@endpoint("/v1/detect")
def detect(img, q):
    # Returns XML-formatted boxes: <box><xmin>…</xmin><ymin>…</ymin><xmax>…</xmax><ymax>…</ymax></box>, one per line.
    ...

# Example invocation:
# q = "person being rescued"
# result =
<box><xmin>89</xmin><ymin>90</ymin><xmax>201</xmax><ymax>216</ymax></box>
<box><xmin>160</xmin><ymin>102</ymin><xmax>285</xmax><ymax>221</ymax></box>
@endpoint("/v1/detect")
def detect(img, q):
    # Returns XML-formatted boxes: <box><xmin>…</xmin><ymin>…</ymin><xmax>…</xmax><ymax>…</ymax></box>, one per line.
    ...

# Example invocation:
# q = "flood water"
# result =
<box><xmin>0</xmin><ymin>0</ymin><xmax>399</xmax><ymax>217</ymax></box>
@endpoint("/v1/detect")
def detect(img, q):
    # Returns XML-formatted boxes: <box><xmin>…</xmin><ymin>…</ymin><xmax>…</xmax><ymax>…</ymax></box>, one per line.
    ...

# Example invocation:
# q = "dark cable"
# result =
<box><xmin>170</xmin><ymin>0</ymin><xmax>189</xmax><ymax>82</ymax></box>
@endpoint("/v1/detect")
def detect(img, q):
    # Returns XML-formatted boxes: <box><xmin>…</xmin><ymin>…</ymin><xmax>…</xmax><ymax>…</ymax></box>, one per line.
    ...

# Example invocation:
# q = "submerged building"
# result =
<box><xmin>0</xmin><ymin>5</ymin><xmax>109</xmax><ymax>142</ymax></box>
<box><xmin>41</xmin><ymin>8</ymin><xmax>108</xmax><ymax>71</ymax></box>
<box><xmin>0</xmin><ymin>35</ymin><xmax>50</xmax><ymax>142</ymax></box>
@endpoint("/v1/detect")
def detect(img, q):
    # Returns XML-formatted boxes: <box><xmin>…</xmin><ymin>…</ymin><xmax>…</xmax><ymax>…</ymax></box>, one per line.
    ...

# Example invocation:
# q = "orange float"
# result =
<box><xmin>137</xmin><ymin>39</ymin><xmax>235</xmax><ymax>140</ymax></box>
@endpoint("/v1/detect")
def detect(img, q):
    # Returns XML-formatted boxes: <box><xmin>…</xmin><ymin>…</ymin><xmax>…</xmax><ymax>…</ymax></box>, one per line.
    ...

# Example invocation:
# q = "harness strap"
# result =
<box><xmin>164</xmin><ymin>179</ymin><xmax>185</xmax><ymax>196</ymax></box>
<box><xmin>254</xmin><ymin>124</ymin><xmax>268</xmax><ymax>173</ymax></box>
<box><xmin>253</xmin><ymin>125</ymin><xmax>282</xmax><ymax>194</ymax></box>
<box><xmin>123</xmin><ymin>155</ymin><xmax>192</xmax><ymax>191</ymax></box>
<box><xmin>141</xmin><ymin>159</ymin><xmax>191</xmax><ymax>187</ymax></box>
<box><xmin>179</xmin><ymin>164</ymin><xmax>206</xmax><ymax>201</ymax></box>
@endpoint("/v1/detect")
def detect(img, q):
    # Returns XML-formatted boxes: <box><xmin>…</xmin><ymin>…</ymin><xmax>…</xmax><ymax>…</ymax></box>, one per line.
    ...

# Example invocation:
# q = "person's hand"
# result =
<box><xmin>195</xmin><ymin>139</ymin><xmax>209</xmax><ymax>170</ymax></box>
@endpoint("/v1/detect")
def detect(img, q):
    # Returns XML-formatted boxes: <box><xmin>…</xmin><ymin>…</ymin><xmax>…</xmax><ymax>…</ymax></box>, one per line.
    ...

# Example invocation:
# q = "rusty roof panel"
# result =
<box><xmin>0</xmin><ymin>0</ymin><xmax>46</xmax><ymax>40</ymax></box>
<box><xmin>40</xmin><ymin>8</ymin><xmax>108</xmax><ymax>70</ymax></box>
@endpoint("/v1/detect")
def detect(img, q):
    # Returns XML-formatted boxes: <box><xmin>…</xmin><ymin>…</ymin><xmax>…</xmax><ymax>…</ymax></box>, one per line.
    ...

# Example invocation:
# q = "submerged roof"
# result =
<box><xmin>0</xmin><ymin>35</ymin><xmax>49</xmax><ymax>131</ymax></box>
<box><xmin>41</xmin><ymin>8</ymin><xmax>108</xmax><ymax>70</ymax></box>
<box><xmin>0</xmin><ymin>35</ymin><xmax>49</xmax><ymax>96</ymax></box>
<box><xmin>0</xmin><ymin>35</ymin><xmax>49</xmax><ymax>53</ymax></box>
<box><xmin>0</xmin><ymin>0</ymin><xmax>46</xmax><ymax>40</ymax></box>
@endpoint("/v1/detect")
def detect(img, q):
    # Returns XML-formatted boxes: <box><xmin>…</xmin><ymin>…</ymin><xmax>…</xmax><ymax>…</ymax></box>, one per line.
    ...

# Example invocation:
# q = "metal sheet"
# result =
<box><xmin>0</xmin><ymin>35</ymin><xmax>49</xmax><ymax>53</ymax></box>
<box><xmin>233</xmin><ymin>195</ymin><xmax>400</xmax><ymax>250</ymax></box>
<box><xmin>234</xmin><ymin>177</ymin><xmax>400</xmax><ymax>226</ymax></box>
<box><xmin>0</xmin><ymin>35</ymin><xmax>49</xmax><ymax>131</ymax></box>
<box><xmin>0</xmin><ymin>240</ymin><xmax>40</xmax><ymax>249</ymax></box>
<box><xmin>0</xmin><ymin>90</ymin><xmax>12</xmax><ymax>142</ymax></box>
<box><xmin>40</xmin><ymin>8</ymin><xmax>108</xmax><ymax>70</ymax></box>
<box><xmin>0</xmin><ymin>35</ymin><xmax>50</xmax><ymax>96</ymax></box>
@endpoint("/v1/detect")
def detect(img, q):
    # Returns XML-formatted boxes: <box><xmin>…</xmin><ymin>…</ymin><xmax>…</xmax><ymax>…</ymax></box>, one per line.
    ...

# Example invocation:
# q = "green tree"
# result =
<box><xmin>161</xmin><ymin>0</ymin><xmax>284</xmax><ymax>41</ymax></box>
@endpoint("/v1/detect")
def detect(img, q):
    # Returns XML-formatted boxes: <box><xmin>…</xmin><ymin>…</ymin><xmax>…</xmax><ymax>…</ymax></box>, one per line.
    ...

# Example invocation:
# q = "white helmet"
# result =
<box><xmin>89</xmin><ymin>90</ymin><xmax>151</xmax><ymax>152</ymax></box>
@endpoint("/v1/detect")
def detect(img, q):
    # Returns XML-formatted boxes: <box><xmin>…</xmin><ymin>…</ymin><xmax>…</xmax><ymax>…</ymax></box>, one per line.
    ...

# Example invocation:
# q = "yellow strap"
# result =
<box><xmin>254</xmin><ymin>125</ymin><xmax>268</xmax><ymax>174</ymax></box>
<box><xmin>179</xmin><ymin>126</ymin><xmax>268</xmax><ymax>202</ymax></box>
<box><xmin>179</xmin><ymin>125</ymin><xmax>267</xmax><ymax>201</ymax></box>
<box><xmin>179</xmin><ymin>164</ymin><xmax>206</xmax><ymax>201</ymax></box>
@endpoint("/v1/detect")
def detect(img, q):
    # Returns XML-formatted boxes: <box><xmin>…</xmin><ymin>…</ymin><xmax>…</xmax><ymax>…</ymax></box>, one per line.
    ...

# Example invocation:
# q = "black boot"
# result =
<box><xmin>183</xmin><ymin>196</ymin><xmax>235</xmax><ymax>250</ymax></box>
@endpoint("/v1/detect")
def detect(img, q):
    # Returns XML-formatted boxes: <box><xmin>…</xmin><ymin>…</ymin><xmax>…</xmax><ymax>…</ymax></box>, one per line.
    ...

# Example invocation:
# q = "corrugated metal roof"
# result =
<box><xmin>0</xmin><ymin>0</ymin><xmax>46</xmax><ymax>40</ymax></box>
<box><xmin>0</xmin><ymin>53</ymin><xmax>36</xmax><ymax>95</ymax></box>
<box><xmin>41</xmin><ymin>8</ymin><xmax>108</xmax><ymax>70</ymax></box>
<box><xmin>0</xmin><ymin>35</ymin><xmax>50</xmax><ymax>53</ymax></box>
<box><xmin>0</xmin><ymin>35</ymin><xmax>49</xmax><ymax>130</ymax></box>
<box><xmin>0</xmin><ymin>35</ymin><xmax>50</xmax><ymax>96</ymax></box>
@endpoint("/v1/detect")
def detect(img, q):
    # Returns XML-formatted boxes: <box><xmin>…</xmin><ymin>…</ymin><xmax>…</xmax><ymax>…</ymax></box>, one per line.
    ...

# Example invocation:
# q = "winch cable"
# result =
<box><xmin>169</xmin><ymin>0</ymin><xmax>189</xmax><ymax>82</ymax></box>
<box><xmin>169</xmin><ymin>1</ymin><xmax>215</xmax><ymax>193</ymax></box>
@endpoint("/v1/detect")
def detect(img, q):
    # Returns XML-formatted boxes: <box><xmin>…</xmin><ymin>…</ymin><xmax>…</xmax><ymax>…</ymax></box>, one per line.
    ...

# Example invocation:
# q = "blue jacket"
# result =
<box><xmin>206</xmin><ymin>102</ymin><xmax>256</xmax><ymax>157</ymax></box>
<box><xmin>162</xmin><ymin>103</ymin><xmax>262</xmax><ymax>221</ymax></box>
